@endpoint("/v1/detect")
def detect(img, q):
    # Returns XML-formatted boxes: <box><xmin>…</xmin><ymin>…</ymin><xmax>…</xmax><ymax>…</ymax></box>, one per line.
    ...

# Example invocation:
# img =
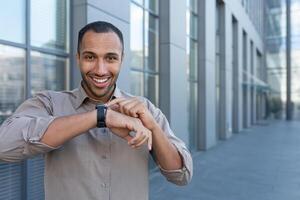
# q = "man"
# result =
<box><xmin>0</xmin><ymin>21</ymin><xmax>192</xmax><ymax>200</ymax></box>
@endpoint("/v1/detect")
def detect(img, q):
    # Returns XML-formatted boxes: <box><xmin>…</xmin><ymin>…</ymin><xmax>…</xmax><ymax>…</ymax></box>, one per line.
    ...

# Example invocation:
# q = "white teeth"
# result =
<box><xmin>92</xmin><ymin>77</ymin><xmax>109</xmax><ymax>83</ymax></box>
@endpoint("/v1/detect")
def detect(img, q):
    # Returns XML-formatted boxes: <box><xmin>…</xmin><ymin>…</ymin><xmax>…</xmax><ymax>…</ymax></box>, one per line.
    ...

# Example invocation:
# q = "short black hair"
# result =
<box><xmin>77</xmin><ymin>21</ymin><xmax>124</xmax><ymax>54</ymax></box>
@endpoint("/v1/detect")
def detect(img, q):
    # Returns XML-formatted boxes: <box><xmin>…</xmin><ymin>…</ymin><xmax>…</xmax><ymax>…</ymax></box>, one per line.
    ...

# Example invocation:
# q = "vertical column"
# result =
<box><xmin>198</xmin><ymin>0</ymin><xmax>217</xmax><ymax>149</ymax></box>
<box><xmin>224</xmin><ymin>4</ymin><xmax>233</xmax><ymax>138</ymax></box>
<box><xmin>71</xmin><ymin>0</ymin><xmax>131</xmax><ymax>92</ymax></box>
<box><xmin>286</xmin><ymin>0</ymin><xmax>292</xmax><ymax>120</ymax></box>
<box><xmin>232</xmin><ymin>17</ymin><xmax>241</xmax><ymax>133</ymax></box>
<box><xmin>246</xmin><ymin>37</ymin><xmax>251</xmax><ymax>127</ymax></box>
<box><xmin>71</xmin><ymin>0</ymin><xmax>87</xmax><ymax>88</ymax></box>
<box><xmin>218</xmin><ymin>3</ymin><xmax>233</xmax><ymax>140</ymax></box>
<box><xmin>252</xmin><ymin>46</ymin><xmax>257</xmax><ymax>124</ymax></box>
<box><xmin>239</xmin><ymin>29</ymin><xmax>245</xmax><ymax>130</ymax></box>
<box><xmin>159</xmin><ymin>0</ymin><xmax>189</xmax><ymax>144</ymax></box>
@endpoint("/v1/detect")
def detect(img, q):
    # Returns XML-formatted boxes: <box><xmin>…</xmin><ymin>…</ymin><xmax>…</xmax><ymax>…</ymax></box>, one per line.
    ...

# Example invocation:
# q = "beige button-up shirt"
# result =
<box><xmin>0</xmin><ymin>84</ymin><xmax>193</xmax><ymax>200</ymax></box>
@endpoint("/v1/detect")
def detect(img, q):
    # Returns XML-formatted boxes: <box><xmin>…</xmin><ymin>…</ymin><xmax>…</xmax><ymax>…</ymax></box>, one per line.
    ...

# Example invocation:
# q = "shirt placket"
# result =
<box><xmin>99</xmin><ymin>127</ymin><xmax>112</xmax><ymax>199</ymax></box>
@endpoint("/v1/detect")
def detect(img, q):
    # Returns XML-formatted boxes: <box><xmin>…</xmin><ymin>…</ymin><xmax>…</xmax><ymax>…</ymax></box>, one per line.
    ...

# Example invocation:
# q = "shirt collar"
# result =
<box><xmin>74</xmin><ymin>81</ymin><xmax>122</xmax><ymax>109</ymax></box>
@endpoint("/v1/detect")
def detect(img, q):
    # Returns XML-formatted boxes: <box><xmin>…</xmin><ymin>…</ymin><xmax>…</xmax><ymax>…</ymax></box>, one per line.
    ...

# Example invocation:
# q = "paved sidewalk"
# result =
<box><xmin>150</xmin><ymin>120</ymin><xmax>300</xmax><ymax>200</ymax></box>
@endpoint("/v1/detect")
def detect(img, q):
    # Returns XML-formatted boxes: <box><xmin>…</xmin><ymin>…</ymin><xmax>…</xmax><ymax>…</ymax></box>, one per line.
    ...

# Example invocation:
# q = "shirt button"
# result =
<box><xmin>101</xmin><ymin>155</ymin><xmax>107</xmax><ymax>159</ymax></box>
<box><xmin>101</xmin><ymin>183</ymin><xmax>107</xmax><ymax>188</ymax></box>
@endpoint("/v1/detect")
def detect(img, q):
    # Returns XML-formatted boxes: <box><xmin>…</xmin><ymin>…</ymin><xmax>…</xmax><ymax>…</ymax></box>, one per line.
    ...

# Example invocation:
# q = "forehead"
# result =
<box><xmin>80</xmin><ymin>31</ymin><xmax>122</xmax><ymax>53</ymax></box>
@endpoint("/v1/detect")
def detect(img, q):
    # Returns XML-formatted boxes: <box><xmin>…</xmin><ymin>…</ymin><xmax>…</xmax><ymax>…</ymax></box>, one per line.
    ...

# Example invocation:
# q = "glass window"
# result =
<box><xmin>145</xmin><ymin>29</ymin><xmax>159</xmax><ymax>72</ymax></box>
<box><xmin>0</xmin><ymin>45</ymin><xmax>25</xmax><ymax>124</ymax></box>
<box><xmin>30</xmin><ymin>52</ymin><xmax>67</xmax><ymax>95</ymax></box>
<box><xmin>132</xmin><ymin>0</ymin><xmax>143</xmax><ymax>6</ymax></box>
<box><xmin>0</xmin><ymin>0</ymin><xmax>25</xmax><ymax>43</ymax></box>
<box><xmin>189</xmin><ymin>40</ymin><xmax>198</xmax><ymax>81</ymax></box>
<box><xmin>31</xmin><ymin>0</ymin><xmax>69</xmax><ymax>51</ymax></box>
<box><xmin>130</xmin><ymin>1</ymin><xmax>159</xmax><ymax>106</ymax></box>
<box><xmin>130</xmin><ymin>71</ymin><xmax>143</xmax><ymax>96</ymax></box>
<box><xmin>0</xmin><ymin>163</ymin><xmax>23</xmax><ymax>200</ymax></box>
<box><xmin>144</xmin><ymin>74</ymin><xmax>159</xmax><ymax>106</ymax></box>
<box><xmin>0</xmin><ymin>1</ymin><xmax>69</xmax><ymax>199</ymax></box>
<box><xmin>188</xmin><ymin>81</ymin><xmax>198</xmax><ymax>142</ymax></box>
<box><xmin>145</xmin><ymin>0</ymin><xmax>159</xmax><ymax>14</ymax></box>
<box><xmin>0</xmin><ymin>45</ymin><xmax>25</xmax><ymax>200</ymax></box>
<box><xmin>186</xmin><ymin>0</ymin><xmax>198</xmax><ymax>149</ymax></box>
<box><xmin>130</xmin><ymin>3</ymin><xmax>143</xmax><ymax>70</ymax></box>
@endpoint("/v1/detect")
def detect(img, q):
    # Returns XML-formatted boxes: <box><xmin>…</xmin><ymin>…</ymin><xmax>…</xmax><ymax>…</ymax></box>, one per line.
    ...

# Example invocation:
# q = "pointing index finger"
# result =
<box><xmin>107</xmin><ymin>97</ymin><xmax>126</xmax><ymax>107</ymax></box>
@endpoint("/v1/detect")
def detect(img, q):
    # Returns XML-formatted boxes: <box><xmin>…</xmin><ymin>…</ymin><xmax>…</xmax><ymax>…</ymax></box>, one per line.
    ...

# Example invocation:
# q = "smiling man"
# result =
<box><xmin>0</xmin><ymin>21</ymin><xmax>192</xmax><ymax>200</ymax></box>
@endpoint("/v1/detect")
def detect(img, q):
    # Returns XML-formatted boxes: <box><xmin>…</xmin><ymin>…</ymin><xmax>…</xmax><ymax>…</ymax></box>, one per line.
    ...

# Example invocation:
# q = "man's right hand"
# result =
<box><xmin>105</xmin><ymin>108</ymin><xmax>152</xmax><ymax>150</ymax></box>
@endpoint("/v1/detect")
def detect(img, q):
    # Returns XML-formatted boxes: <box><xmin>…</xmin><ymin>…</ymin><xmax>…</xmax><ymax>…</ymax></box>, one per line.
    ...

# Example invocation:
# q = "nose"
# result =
<box><xmin>95</xmin><ymin>58</ymin><xmax>108</xmax><ymax>75</ymax></box>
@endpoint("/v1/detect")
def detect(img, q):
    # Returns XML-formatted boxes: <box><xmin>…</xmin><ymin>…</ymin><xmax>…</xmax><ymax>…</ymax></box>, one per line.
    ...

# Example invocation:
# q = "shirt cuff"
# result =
<box><xmin>158</xmin><ymin>145</ymin><xmax>193</xmax><ymax>186</ymax></box>
<box><xmin>22</xmin><ymin>116</ymin><xmax>60</xmax><ymax>156</ymax></box>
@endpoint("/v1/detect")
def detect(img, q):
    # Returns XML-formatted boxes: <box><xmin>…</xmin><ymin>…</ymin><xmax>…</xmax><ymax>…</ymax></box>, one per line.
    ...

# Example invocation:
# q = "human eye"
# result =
<box><xmin>106</xmin><ymin>54</ymin><xmax>118</xmax><ymax>62</ymax></box>
<box><xmin>84</xmin><ymin>54</ymin><xmax>95</xmax><ymax>61</ymax></box>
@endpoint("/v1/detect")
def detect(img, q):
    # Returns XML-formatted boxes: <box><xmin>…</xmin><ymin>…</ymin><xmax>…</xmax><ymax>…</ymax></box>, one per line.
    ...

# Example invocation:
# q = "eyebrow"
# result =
<box><xmin>81</xmin><ymin>51</ymin><xmax>96</xmax><ymax>55</ymax></box>
<box><xmin>106</xmin><ymin>52</ymin><xmax>120</xmax><ymax>57</ymax></box>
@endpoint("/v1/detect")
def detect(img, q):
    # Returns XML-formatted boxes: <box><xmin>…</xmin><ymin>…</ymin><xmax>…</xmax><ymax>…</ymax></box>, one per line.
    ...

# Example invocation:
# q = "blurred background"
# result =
<box><xmin>0</xmin><ymin>0</ymin><xmax>298</xmax><ymax>199</ymax></box>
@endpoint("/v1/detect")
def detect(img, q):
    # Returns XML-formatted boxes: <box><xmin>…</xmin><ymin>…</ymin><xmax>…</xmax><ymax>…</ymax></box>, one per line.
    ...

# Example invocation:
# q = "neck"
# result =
<box><xmin>82</xmin><ymin>82</ymin><xmax>116</xmax><ymax>104</ymax></box>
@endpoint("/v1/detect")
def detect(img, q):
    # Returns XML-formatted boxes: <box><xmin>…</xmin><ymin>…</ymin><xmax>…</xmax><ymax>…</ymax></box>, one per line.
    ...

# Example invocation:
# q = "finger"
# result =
<box><xmin>129</xmin><ymin>131</ymin><xmax>145</xmax><ymax>146</ymax></box>
<box><xmin>130</xmin><ymin>102</ymin><xmax>145</xmax><ymax>117</ymax></box>
<box><xmin>124</xmin><ymin>135</ymin><xmax>133</xmax><ymax>143</ymax></box>
<box><xmin>123</xmin><ymin>101</ymin><xmax>141</xmax><ymax>117</ymax></box>
<box><xmin>133</xmin><ymin>134</ymin><xmax>149</xmax><ymax>148</ymax></box>
<box><xmin>109</xmin><ymin>104</ymin><xmax>120</xmax><ymax>112</ymax></box>
<box><xmin>148</xmin><ymin>132</ymin><xmax>152</xmax><ymax>151</ymax></box>
<box><xmin>117</xmin><ymin>99</ymin><xmax>135</xmax><ymax>115</ymax></box>
<box><xmin>107</xmin><ymin>97</ymin><xmax>126</xmax><ymax>106</ymax></box>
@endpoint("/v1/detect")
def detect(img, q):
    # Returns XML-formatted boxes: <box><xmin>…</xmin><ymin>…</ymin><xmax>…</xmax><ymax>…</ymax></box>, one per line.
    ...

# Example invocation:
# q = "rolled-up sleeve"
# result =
<box><xmin>0</xmin><ymin>91</ymin><xmax>58</xmax><ymax>162</ymax></box>
<box><xmin>145</xmin><ymin>98</ymin><xmax>193</xmax><ymax>186</ymax></box>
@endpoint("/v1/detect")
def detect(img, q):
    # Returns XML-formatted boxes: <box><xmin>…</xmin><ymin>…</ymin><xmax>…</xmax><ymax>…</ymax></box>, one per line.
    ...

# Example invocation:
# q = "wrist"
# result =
<box><xmin>90</xmin><ymin>110</ymin><xmax>98</xmax><ymax>128</ymax></box>
<box><xmin>149</xmin><ymin>121</ymin><xmax>160</xmax><ymax>133</ymax></box>
<box><xmin>105</xmin><ymin>108</ymin><xmax>115</xmax><ymax>128</ymax></box>
<box><xmin>96</xmin><ymin>104</ymin><xmax>108</xmax><ymax>128</ymax></box>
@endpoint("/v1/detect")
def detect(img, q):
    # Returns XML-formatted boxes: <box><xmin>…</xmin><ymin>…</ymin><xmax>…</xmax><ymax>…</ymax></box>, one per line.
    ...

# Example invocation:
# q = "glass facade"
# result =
<box><xmin>130</xmin><ymin>0</ymin><xmax>159</xmax><ymax>106</ymax></box>
<box><xmin>186</xmin><ymin>0</ymin><xmax>198</xmax><ymax>149</ymax></box>
<box><xmin>265</xmin><ymin>0</ymin><xmax>287</xmax><ymax>119</ymax></box>
<box><xmin>0</xmin><ymin>0</ymin><xmax>69</xmax><ymax>199</ymax></box>
<box><xmin>241</xmin><ymin>0</ymin><xmax>264</xmax><ymax>37</ymax></box>
<box><xmin>216</xmin><ymin>1</ymin><xmax>222</xmax><ymax>138</ymax></box>
<box><xmin>290</xmin><ymin>0</ymin><xmax>300</xmax><ymax>119</ymax></box>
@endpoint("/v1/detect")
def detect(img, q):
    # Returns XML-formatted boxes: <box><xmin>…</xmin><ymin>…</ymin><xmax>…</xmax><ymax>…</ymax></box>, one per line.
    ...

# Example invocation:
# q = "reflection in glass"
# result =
<box><xmin>0</xmin><ymin>45</ymin><xmax>25</xmax><ymax>124</ymax></box>
<box><xmin>145</xmin><ymin>12</ymin><xmax>158</xmax><ymax>32</ymax></box>
<box><xmin>190</xmin><ymin>14</ymin><xmax>198</xmax><ymax>39</ymax></box>
<box><xmin>189</xmin><ymin>40</ymin><xmax>198</xmax><ymax>81</ymax></box>
<box><xmin>30</xmin><ymin>52</ymin><xmax>67</xmax><ymax>95</ymax></box>
<box><xmin>145</xmin><ymin>31</ymin><xmax>159</xmax><ymax>72</ymax></box>
<box><xmin>0</xmin><ymin>0</ymin><xmax>25</xmax><ymax>43</ymax></box>
<box><xmin>188</xmin><ymin>82</ymin><xmax>198</xmax><ymax>147</ymax></box>
<box><xmin>31</xmin><ymin>0</ymin><xmax>69</xmax><ymax>51</ymax></box>
<box><xmin>130</xmin><ymin>3</ymin><xmax>143</xmax><ymax>69</ymax></box>
<box><xmin>145</xmin><ymin>0</ymin><xmax>159</xmax><ymax>14</ymax></box>
<box><xmin>265</xmin><ymin>0</ymin><xmax>287</xmax><ymax>119</ymax></box>
<box><xmin>132</xmin><ymin>0</ymin><xmax>143</xmax><ymax>6</ymax></box>
<box><xmin>144</xmin><ymin>74</ymin><xmax>158</xmax><ymax>106</ymax></box>
<box><xmin>186</xmin><ymin>0</ymin><xmax>198</xmax><ymax>149</ymax></box>
<box><xmin>130</xmin><ymin>71</ymin><xmax>143</xmax><ymax>97</ymax></box>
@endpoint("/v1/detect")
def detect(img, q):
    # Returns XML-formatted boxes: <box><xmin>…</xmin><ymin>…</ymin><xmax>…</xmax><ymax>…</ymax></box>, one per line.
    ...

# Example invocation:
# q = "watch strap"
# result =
<box><xmin>96</xmin><ymin>105</ymin><xmax>107</xmax><ymax>128</ymax></box>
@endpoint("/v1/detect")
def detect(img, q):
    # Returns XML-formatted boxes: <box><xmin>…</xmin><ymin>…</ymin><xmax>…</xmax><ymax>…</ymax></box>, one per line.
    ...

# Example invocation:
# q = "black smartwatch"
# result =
<box><xmin>96</xmin><ymin>105</ymin><xmax>108</xmax><ymax>128</ymax></box>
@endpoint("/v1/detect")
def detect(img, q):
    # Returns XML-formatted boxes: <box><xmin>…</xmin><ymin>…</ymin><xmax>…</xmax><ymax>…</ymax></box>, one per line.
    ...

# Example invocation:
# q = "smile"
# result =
<box><xmin>90</xmin><ymin>76</ymin><xmax>111</xmax><ymax>88</ymax></box>
<box><xmin>92</xmin><ymin>77</ymin><xmax>109</xmax><ymax>83</ymax></box>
